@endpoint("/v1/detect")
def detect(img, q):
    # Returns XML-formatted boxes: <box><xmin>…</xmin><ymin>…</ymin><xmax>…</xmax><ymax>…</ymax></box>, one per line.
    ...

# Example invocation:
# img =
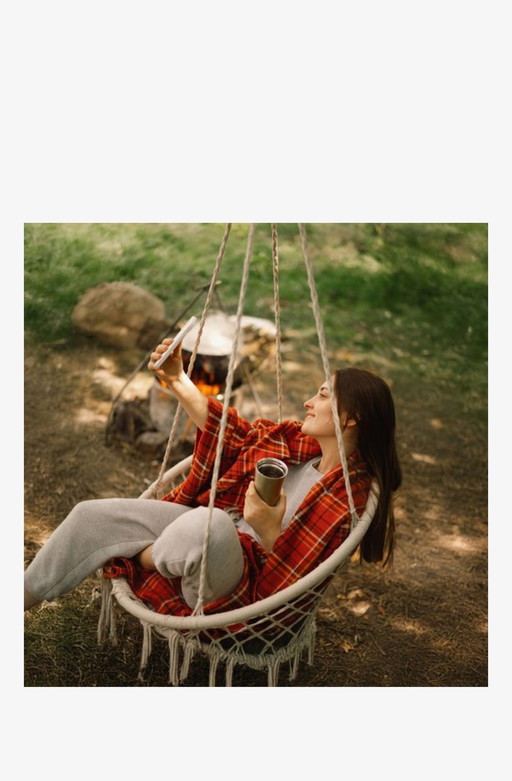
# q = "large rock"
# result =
<box><xmin>72</xmin><ymin>282</ymin><xmax>168</xmax><ymax>348</ymax></box>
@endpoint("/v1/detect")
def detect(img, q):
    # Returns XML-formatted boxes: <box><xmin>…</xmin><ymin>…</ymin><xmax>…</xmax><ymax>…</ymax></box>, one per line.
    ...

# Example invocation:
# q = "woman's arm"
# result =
<box><xmin>148</xmin><ymin>340</ymin><xmax>208</xmax><ymax>430</ymax></box>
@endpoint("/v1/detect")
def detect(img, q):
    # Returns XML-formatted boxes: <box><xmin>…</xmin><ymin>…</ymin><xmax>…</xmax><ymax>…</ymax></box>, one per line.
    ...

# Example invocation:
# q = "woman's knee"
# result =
<box><xmin>63</xmin><ymin>500</ymin><xmax>97</xmax><ymax>528</ymax></box>
<box><xmin>152</xmin><ymin>506</ymin><xmax>243</xmax><ymax>579</ymax></box>
<box><xmin>152</xmin><ymin>507</ymin><xmax>244</xmax><ymax>607</ymax></box>
<box><xmin>59</xmin><ymin>499</ymin><xmax>124</xmax><ymax>544</ymax></box>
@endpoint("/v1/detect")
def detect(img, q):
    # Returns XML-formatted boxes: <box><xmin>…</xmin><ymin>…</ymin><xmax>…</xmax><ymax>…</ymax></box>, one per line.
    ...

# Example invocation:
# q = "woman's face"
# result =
<box><xmin>301</xmin><ymin>382</ymin><xmax>336</xmax><ymax>439</ymax></box>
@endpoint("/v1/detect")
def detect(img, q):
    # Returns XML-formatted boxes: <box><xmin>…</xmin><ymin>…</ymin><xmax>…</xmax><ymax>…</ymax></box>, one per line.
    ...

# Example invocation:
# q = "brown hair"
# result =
<box><xmin>334</xmin><ymin>368</ymin><xmax>402</xmax><ymax>565</ymax></box>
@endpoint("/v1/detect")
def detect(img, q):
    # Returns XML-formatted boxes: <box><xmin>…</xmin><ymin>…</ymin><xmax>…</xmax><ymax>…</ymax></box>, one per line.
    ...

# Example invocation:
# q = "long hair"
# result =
<box><xmin>334</xmin><ymin>368</ymin><xmax>402</xmax><ymax>565</ymax></box>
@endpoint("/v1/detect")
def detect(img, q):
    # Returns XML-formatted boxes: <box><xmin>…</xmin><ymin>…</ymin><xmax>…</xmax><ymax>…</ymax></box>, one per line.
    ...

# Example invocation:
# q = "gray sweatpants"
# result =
<box><xmin>24</xmin><ymin>499</ymin><xmax>245</xmax><ymax>608</ymax></box>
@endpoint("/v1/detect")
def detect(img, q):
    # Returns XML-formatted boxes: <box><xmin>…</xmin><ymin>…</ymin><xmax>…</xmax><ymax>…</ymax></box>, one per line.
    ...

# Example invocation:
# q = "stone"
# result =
<box><xmin>72</xmin><ymin>282</ymin><xmax>168</xmax><ymax>348</ymax></box>
<box><xmin>135</xmin><ymin>430</ymin><xmax>168</xmax><ymax>455</ymax></box>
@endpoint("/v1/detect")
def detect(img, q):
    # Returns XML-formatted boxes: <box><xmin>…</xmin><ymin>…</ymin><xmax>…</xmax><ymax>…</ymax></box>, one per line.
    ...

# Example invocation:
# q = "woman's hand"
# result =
<box><xmin>243</xmin><ymin>481</ymin><xmax>286</xmax><ymax>552</ymax></box>
<box><xmin>148</xmin><ymin>339</ymin><xmax>184</xmax><ymax>385</ymax></box>
<box><xmin>148</xmin><ymin>340</ymin><xmax>208</xmax><ymax>430</ymax></box>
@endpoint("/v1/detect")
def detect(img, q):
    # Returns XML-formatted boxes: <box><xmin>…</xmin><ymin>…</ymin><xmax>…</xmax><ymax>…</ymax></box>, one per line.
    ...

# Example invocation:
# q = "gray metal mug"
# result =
<box><xmin>254</xmin><ymin>457</ymin><xmax>288</xmax><ymax>506</ymax></box>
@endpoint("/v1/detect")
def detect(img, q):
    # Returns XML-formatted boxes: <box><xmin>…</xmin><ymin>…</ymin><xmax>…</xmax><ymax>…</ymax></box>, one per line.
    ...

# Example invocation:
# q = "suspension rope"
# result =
<box><xmin>192</xmin><ymin>224</ymin><xmax>256</xmax><ymax>614</ymax></box>
<box><xmin>271</xmin><ymin>223</ymin><xmax>284</xmax><ymax>423</ymax></box>
<box><xmin>154</xmin><ymin>223</ymin><xmax>232</xmax><ymax>497</ymax></box>
<box><xmin>297</xmin><ymin>224</ymin><xmax>359</xmax><ymax>528</ymax></box>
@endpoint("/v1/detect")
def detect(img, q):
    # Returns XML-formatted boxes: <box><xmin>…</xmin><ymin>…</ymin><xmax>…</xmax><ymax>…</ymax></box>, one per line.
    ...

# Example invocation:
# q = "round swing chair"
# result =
<box><xmin>97</xmin><ymin>224</ymin><xmax>379</xmax><ymax>686</ymax></box>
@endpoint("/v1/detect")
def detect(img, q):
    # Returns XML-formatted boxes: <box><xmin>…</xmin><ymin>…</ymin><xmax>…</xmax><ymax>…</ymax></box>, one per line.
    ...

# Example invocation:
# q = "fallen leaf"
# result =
<box><xmin>350</xmin><ymin>601</ymin><xmax>371</xmax><ymax>616</ymax></box>
<box><xmin>411</xmin><ymin>452</ymin><xmax>437</xmax><ymax>465</ymax></box>
<box><xmin>347</xmin><ymin>588</ymin><xmax>365</xmax><ymax>600</ymax></box>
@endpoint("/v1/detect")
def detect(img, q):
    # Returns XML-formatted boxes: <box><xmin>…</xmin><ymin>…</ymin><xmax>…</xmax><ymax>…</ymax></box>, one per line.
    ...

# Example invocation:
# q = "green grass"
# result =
<box><xmin>24</xmin><ymin>222</ymin><xmax>488</xmax><ymax>405</ymax></box>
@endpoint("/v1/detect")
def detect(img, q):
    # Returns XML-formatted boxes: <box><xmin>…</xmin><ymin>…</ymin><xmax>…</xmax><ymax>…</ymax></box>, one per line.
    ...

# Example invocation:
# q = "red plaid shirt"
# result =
<box><xmin>103</xmin><ymin>398</ymin><xmax>371</xmax><ymax>615</ymax></box>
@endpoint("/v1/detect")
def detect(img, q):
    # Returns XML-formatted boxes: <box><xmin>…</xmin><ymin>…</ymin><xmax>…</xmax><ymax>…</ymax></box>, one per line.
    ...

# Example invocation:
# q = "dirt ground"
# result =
<box><xmin>23</xmin><ymin>337</ymin><xmax>488</xmax><ymax>687</ymax></box>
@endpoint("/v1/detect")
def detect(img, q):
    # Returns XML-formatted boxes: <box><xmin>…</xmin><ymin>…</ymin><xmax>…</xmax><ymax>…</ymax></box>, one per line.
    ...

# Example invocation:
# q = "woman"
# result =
<box><xmin>24</xmin><ymin>338</ymin><xmax>401</xmax><ymax>614</ymax></box>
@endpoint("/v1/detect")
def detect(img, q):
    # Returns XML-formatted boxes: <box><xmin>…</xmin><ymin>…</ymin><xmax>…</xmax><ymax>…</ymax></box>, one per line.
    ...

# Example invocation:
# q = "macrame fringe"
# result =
<box><xmin>225</xmin><ymin>657</ymin><xmax>235</xmax><ymax>687</ymax></box>
<box><xmin>139</xmin><ymin>621</ymin><xmax>153</xmax><ymax>675</ymax></box>
<box><xmin>307</xmin><ymin>632</ymin><xmax>316</xmax><ymax>665</ymax></box>
<box><xmin>168</xmin><ymin>631</ymin><xmax>181</xmax><ymax>686</ymax></box>
<box><xmin>208</xmin><ymin>648</ymin><xmax>220</xmax><ymax>686</ymax></box>
<box><xmin>289</xmin><ymin>649</ymin><xmax>301</xmax><ymax>681</ymax></box>
<box><xmin>267</xmin><ymin>658</ymin><xmax>281</xmax><ymax>687</ymax></box>
<box><xmin>180</xmin><ymin>641</ymin><xmax>196</xmax><ymax>683</ymax></box>
<box><xmin>97</xmin><ymin>574</ymin><xmax>117</xmax><ymax>646</ymax></box>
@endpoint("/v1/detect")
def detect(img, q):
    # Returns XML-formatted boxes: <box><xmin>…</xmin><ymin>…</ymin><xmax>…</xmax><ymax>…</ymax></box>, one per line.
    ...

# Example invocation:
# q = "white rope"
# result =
<box><xmin>271</xmin><ymin>223</ymin><xmax>284</xmax><ymax>423</ymax></box>
<box><xmin>154</xmin><ymin>223</ymin><xmax>232</xmax><ymax>497</ymax></box>
<box><xmin>297</xmin><ymin>224</ymin><xmax>359</xmax><ymax>527</ymax></box>
<box><xmin>192</xmin><ymin>224</ymin><xmax>256</xmax><ymax>614</ymax></box>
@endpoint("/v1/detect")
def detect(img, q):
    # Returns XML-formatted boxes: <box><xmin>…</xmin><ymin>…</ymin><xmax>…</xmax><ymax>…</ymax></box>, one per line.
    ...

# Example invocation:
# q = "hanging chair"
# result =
<box><xmin>97</xmin><ymin>223</ymin><xmax>379</xmax><ymax>686</ymax></box>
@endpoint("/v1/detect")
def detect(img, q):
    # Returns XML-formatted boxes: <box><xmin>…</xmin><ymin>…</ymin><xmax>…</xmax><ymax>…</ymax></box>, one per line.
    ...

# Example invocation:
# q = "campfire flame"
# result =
<box><xmin>183</xmin><ymin>350</ymin><xmax>228</xmax><ymax>398</ymax></box>
<box><xmin>193</xmin><ymin>378</ymin><xmax>223</xmax><ymax>396</ymax></box>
